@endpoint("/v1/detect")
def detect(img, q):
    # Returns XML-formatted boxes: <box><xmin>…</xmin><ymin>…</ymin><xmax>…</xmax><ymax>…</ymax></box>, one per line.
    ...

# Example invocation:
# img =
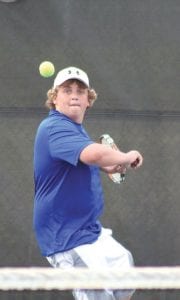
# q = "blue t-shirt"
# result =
<box><xmin>33</xmin><ymin>110</ymin><xmax>104</xmax><ymax>256</ymax></box>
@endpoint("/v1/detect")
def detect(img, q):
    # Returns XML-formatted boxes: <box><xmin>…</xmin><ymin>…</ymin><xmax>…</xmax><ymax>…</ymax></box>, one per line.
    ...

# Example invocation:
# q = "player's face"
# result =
<box><xmin>54</xmin><ymin>80</ymin><xmax>89</xmax><ymax>123</ymax></box>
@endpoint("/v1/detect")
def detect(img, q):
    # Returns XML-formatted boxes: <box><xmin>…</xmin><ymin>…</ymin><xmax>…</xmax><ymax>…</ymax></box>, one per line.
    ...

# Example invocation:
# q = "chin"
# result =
<box><xmin>70</xmin><ymin>112</ymin><xmax>83</xmax><ymax>123</ymax></box>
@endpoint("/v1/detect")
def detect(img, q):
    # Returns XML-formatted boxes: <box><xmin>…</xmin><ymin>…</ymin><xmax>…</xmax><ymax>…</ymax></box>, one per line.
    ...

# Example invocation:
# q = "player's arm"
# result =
<box><xmin>80</xmin><ymin>143</ymin><xmax>143</xmax><ymax>169</ymax></box>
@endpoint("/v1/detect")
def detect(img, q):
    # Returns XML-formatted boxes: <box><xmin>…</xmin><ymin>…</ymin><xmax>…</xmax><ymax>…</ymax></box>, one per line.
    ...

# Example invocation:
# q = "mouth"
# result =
<box><xmin>70</xmin><ymin>104</ymin><xmax>80</xmax><ymax>107</ymax></box>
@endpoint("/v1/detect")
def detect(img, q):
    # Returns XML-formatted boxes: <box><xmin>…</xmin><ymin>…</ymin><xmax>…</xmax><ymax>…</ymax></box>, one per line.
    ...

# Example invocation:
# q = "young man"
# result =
<box><xmin>33</xmin><ymin>66</ymin><xmax>143</xmax><ymax>300</ymax></box>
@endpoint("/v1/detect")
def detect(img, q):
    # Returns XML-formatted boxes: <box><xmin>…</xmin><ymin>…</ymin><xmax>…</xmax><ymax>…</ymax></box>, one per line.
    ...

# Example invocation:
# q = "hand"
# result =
<box><xmin>127</xmin><ymin>150</ymin><xmax>143</xmax><ymax>169</ymax></box>
<box><xmin>131</xmin><ymin>158</ymin><xmax>140</xmax><ymax>168</ymax></box>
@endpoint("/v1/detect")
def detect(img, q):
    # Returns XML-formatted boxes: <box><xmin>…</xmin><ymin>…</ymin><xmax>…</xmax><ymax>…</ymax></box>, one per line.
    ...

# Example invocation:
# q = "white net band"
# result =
<box><xmin>0</xmin><ymin>267</ymin><xmax>180</xmax><ymax>291</ymax></box>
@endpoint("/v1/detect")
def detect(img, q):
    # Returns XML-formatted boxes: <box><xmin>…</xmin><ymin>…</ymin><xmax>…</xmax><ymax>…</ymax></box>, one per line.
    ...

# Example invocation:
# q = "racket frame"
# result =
<box><xmin>99</xmin><ymin>134</ymin><xmax>125</xmax><ymax>184</ymax></box>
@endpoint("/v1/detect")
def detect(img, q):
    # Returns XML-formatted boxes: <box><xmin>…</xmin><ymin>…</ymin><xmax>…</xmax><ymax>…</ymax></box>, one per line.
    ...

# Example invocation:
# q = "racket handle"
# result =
<box><xmin>121</xmin><ymin>173</ymin><xmax>126</xmax><ymax>181</ymax></box>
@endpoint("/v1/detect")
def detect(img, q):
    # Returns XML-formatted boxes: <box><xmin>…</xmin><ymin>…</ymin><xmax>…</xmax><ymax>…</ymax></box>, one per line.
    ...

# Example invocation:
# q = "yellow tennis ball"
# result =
<box><xmin>39</xmin><ymin>61</ymin><xmax>55</xmax><ymax>78</ymax></box>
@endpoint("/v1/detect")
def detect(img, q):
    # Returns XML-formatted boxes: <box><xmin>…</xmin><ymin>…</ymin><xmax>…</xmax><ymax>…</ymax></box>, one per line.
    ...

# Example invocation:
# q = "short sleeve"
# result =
<box><xmin>48</xmin><ymin>119</ymin><xmax>93</xmax><ymax>166</ymax></box>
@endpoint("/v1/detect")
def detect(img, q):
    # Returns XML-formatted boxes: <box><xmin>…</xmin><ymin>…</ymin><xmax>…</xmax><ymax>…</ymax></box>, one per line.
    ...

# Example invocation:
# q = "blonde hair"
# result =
<box><xmin>45</xmin><ymin>79</ymin><xmax>97</xmax><ymax>110</ymax></box>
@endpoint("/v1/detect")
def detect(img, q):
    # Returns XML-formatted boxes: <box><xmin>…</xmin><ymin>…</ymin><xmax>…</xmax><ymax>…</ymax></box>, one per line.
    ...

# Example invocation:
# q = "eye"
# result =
<box><xmin>77</xmin><ymin>89</ymin><xmax>85</xmax><ymax>95</ymax></box>
<box><xmin>63</xmin><ymin>87</ymin><xmax>71</xmax><ymax>94</ymax></box>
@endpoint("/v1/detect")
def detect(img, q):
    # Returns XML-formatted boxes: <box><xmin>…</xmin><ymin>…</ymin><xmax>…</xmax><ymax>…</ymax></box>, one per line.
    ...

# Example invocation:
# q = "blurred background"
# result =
<box><xmin>0</xmin><ymin>0</ymin><xmax>179</xmax><ymax>299</ymax></box>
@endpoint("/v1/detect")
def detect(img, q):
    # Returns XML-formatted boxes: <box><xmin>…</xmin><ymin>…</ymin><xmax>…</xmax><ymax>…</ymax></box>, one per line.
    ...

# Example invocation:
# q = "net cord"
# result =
<box><xmin>0</xmin><ymin>267</ymin><xmax>180</xmax><ymax>291</ymax></box>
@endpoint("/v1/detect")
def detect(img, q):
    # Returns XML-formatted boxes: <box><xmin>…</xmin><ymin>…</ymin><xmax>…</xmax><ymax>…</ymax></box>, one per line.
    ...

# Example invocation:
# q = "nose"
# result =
<box><xmin>71</xmin><ymin>93</ymin><xmax>78</xmax><ymax>100</ymax></box>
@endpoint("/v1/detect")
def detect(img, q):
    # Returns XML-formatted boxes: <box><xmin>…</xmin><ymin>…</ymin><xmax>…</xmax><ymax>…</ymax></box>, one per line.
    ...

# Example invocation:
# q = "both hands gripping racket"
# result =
<box><xmin>99</xmin><ymin>134</ymin><xmax>125</xmax><ymax>184</ymax></box>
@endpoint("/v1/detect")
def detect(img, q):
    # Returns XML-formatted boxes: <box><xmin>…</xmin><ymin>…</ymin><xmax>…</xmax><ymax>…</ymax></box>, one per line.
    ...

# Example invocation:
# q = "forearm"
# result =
<box><xmin>100</xmin><ymin>164</ymin><xmax>127</xmax><ymax>174</ymax></box>
<box><xmin>80</xmin><ymin>143</ymin><xmax>137</xmax><ymax>168</ymax></box>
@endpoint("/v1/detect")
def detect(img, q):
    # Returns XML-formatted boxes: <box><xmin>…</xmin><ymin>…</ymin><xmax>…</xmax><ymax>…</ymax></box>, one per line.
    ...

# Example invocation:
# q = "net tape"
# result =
<box><xmin>0</xmin><ymin>267</ymin><xmax>180</xmax><ymax>291</ymax></box>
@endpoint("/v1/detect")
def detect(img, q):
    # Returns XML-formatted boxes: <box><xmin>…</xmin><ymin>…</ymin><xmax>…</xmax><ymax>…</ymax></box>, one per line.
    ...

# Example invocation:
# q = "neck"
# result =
<box><xmin>55</xmin><ymin>108</ymin><xmax>84</xmax><ymax>124</ymax></box>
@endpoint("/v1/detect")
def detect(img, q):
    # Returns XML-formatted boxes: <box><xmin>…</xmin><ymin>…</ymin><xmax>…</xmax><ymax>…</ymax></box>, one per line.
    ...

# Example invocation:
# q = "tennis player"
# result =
<box><xmin>33</xmin><ymin>66</ymin><xmax>143</xmax><ymax>300</ymax></box>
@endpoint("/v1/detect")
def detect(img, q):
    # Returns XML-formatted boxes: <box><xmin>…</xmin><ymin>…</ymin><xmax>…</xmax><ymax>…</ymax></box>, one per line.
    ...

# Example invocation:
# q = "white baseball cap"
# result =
<box><xmin>53</xmin><ymin>66</ymin><xmax>89</xmax><ymax>88</ymax></box>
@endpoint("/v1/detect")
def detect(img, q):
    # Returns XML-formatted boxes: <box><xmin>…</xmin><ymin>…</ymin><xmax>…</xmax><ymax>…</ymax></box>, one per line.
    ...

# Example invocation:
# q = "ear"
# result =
<box><xmin>52</xmin><ymin>96</ymin><xmax>57</xmax><ymax>105</ymax></box>
<box><xmin>87</xmin><ymin>99</ymin><xmax>92</xmax><ymax>108</ymax></box>
<box><xmin>52</xmin><ymin>88</ymin><xmax>58</xmax><ymax>105</ymax></box>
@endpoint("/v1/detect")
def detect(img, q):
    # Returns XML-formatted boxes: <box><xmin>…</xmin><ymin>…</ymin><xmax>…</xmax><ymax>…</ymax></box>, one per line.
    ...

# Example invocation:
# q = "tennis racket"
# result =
<box><xmin>99</xmin><ymin>134</ymin><xmax>125</xmax><ymax>184</ymax></box>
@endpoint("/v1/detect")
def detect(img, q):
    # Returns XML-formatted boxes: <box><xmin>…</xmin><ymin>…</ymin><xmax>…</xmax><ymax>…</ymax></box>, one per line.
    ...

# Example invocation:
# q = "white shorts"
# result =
<box><xmin>47</xmin><ymin>228</ymin><xmax>135</xmax><ymax>300</ymax></box>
